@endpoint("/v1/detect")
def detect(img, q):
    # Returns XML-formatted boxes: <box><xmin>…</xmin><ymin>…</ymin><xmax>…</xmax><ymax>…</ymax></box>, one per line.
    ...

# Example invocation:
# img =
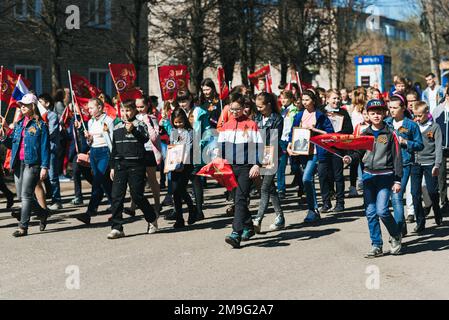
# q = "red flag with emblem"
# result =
<box><xmin>248</xmin><ymin>65</ymin><xmax>272</xmax><ymax>92</ymax></box>
<box><xmin>70</xmin><ymin>73</ymin><xmax>102</xmax><ymax>98</ymax></box>
<box><xmin>217</xmin><ymin>67</ymin><xmax>229</xmax><ymax>100</ymax></box>
<box><xmin>158</xmin><ymin>65</ymin><xmax>190</xmax><ymax>101</ymax></box>
<box><xmin>109</xmin><ymin>63</ymin><xmax>143</xmax><ymax>102</ymax></box>
<box><xmin>311</xmin><ymin>133</ymin><xmax>375</xmax><ymax>155</ymax></box>
<box><xmin>0</xmin><ymin>68</ymin><xmax>31</xmax><ymax>104</ymax></box>
<box><xmin>196</xmin><ymin>158</ymin><xmax>238</xmax><ymax>191</ymax></box>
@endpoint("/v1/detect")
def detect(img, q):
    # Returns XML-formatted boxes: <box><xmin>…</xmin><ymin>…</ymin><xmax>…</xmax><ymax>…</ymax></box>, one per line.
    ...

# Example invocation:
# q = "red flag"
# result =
<box><xmin>248</xmin><ymin>65</ymin><xmax>272</xmax><ymax>92</ymax></box>
<box><xmin>158</xmin><ymin>65</ymin><xmax>190</xmax><ymax>101</ymax></box>
<box><xmin>197</xmin><ymin>158</ymin><xmax>238</xmax><ymax>191</ymax></box>
<box><xmin>109</xmin><ymin>63</ymin><xmax>143</xmax><ymax>102</ymax></box>
<box><xmin>217</xmin><ymin>67</ymin><xmax>229</xmax><ymax>100</ymax></box>
<box><xmin>311</xmin><ymin>134</ymin><xmax>375</xmax><ymax>155</ymax></box>
<box><xmin>70</xmin><ymin>73</ymin><xmax>102</xmax><ymax>98</ymax></box>
<box><xmin>0</xmin><ymin>68</ymin><xmax>31</xmax><ymax>103</ymax></box>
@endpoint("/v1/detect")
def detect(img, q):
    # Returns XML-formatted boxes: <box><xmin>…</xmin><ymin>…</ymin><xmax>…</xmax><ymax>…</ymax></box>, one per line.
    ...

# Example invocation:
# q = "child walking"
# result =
<box><xmin>343</xmin><ymin>100</ymin><xmax>403</xmax><ymax>258</ymax></box>
<box><xmin>108</xmin><ymin>101</ymin><xmax>158</xmax><ymax>239</ymax></box>
<box><xmin>411</xmin><ymin>101</ymin><xmax>443</xmax><ymax>232</ymax></box>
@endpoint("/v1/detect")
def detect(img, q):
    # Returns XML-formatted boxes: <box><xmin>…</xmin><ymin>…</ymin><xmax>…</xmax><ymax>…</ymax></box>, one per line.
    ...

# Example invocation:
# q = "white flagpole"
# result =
<box><xmin>68</xmin><ymin>70</ymin><xmax>87</xmax><ymax>131</ymax></box>
<box><xmin>268</xmin><ymin>61</ymin><xmax>274</xmax><ymax>93</ymax></box>
<box><xmin>296</xmin><ymin>71</ymin><xmax>303</xmax><ymax>96</ymax></box>
<box><xmin>154</xmin><ymin>54</ymin><xmax>163</xmax><ymax>102</ymax></box>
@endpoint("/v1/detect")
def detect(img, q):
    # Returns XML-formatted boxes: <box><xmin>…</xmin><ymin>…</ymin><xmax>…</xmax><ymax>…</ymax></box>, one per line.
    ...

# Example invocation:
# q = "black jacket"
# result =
<box><xmin>109</xmin><ymin>117</ymin><xmax>149</xmax><ymax>168</ymax></box>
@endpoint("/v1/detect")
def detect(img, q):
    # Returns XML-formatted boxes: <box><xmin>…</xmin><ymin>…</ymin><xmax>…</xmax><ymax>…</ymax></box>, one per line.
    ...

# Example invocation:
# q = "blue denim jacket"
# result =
<box><xmin>289</xmin><ymin>110</ymin><xmax>334</xmax><ymax>161</ymax></box>
<box><xmin>2</xmin><ymin>117</ymin><xmax>50</xmax><ymax>169</ymax></box>
<box><xmin>385</xmin><ymin>117</ymin><xmax>424</xmax><ymax>166</ymax></box>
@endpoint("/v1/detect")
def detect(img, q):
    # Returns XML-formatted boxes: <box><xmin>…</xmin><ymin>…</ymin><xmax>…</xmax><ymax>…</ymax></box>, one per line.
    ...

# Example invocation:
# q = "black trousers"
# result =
<box><xmin>318</xmin><ymin>155</ymin><xmax>345</xmax><ymax>207</ymax></box>
<box><xmin>171</xmin><ymin>165</ymin><xmax>196</xmax><ymax>222</ymax></box>
<box><xmin>232</xmin><ymin>165</ymin><xmax>254</xmax><ymax>235</ymax></box>
<box><xmin>111</xmin><ymin>162</ymin><xmax>156</xmax><ymax>232</ymax></box>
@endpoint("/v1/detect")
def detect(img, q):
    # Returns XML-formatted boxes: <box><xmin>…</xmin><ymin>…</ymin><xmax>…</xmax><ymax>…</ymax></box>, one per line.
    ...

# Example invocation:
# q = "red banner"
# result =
<box><xmin>158</xmin><ymin>65</ymin><xmax>190</xmax><ymax>101</ymax></box>
<box><xmin>311</xmin><ymin>134</ymin><xmax>375</xmax><ymax>155</ymax></box>
<box><xmin>109</xmin><ymin>63</ymin><xmax>143</xmax><ymax>102</ymax></box>
<box><xmin>0</xmin><ymin>68</ymin><xmax>31</xmax><ymax>103</ymax></box>
<box><xmin>197</xmin><ymin>158</ymin><xmax>238</xmax><ymax>191</ymax></box>
<box><xmin>217</xmin><ymin>67</ymin><xmax>229</xmax><ymax>100</ymax></box>
<box><xmin>70</xmin><ymin>73</ymin><xmax>102</xmax><ymax>98</ymax></box>
<box><xmin>248</xmin><ymin>65</ymin><xmax>272</xmax><ymax>92</ymax></box>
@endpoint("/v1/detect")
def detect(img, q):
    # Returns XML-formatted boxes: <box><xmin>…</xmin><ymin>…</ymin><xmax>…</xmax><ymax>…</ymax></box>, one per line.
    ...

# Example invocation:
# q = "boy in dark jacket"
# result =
<box><xmin>107</xmin><ymin>101</ymin><xmax>158</xmax><ymax>239</ymax></box>
<box><xmin>343</xmin><ymin>100</ymin><xmax>403</xmax><ymax>258</ymax></box>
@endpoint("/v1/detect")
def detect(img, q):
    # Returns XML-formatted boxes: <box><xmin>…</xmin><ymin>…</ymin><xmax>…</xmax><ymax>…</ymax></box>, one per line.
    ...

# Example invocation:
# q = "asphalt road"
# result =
<box><xmin>1</xmin><ymin>174</ymin><xmax>449</xmax><ymax>300</ymax></box>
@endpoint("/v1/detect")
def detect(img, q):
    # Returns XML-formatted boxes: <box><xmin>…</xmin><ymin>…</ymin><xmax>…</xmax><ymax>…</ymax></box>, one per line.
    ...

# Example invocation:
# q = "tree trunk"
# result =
<box><xmin>190</xmin><ymin>0</ymin><xmax>205</xmax><ymax>93</ymax></box>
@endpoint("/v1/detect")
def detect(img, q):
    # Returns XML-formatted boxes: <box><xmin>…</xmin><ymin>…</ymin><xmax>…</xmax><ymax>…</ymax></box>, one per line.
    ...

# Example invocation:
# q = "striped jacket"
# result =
<box><xmin>109</xmin><ymin>118</ymin><xmax>149</xmax><ymax>168</ymax></box>
<box><xmin>218</xmin><ymin>115</ymin><xmax>263</xmax><ymax>166</ymax></box>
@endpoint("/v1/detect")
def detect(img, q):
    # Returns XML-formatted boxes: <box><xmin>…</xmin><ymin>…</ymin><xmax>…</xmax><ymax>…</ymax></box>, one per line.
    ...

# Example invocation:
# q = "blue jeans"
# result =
<box><xmin>391</xmin><ymin>165</ymin><xmax>411</xmax><ymax>232</ymax></box>
<box><xmin>87</xmin><ymin>147</ymin><xmax>112</xmax><ymax>214</ymax></box>
<box><xmin>364</xmin><ymin>175</ymin><xmax>400</xmax><ymax>247</ymax></box>
<box><xmin>277</xmin><ymin>141</ymin><xmax>289</xmax><ymax>193</ymax></box>
<box><xmin>299</xmin><ymin>155</ymin><xmax>318</xmax><ymax>211</ymax></box>
<box><xmin>49</xmin><ymin>151</ymin><xmax>61</xmax><ymax>203</ymax></box>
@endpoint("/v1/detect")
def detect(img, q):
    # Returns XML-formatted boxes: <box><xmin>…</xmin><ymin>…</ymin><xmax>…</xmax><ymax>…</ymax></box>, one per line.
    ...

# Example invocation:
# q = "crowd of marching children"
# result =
<box><xmin>1</xmin><ymin>71</ymin><xmax>449</xmax><ymax>258</ymax></box>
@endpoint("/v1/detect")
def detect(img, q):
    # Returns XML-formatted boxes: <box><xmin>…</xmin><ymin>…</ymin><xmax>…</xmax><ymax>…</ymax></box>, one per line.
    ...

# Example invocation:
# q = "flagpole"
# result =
<box><xmin>154</xmin><ymin>54</ymin><xmax>163</xmax><ymax>102</ymax></box>
<box><xmin>228</xmin><ymin>81</ymin><xmax>232</xmax><ymax>91</ymax></box>
<box><xmin>296</xmin><ymin>71</ymin><xmax>303</xmax><ymax>96</ymax></box>
<box><xmin>309</xmin><ymin>141</ymin><xmax>344</xmax><ymax>159</ymax></box>
<box><xmin>68</xmin><ymin>70</ymin><xmax>87</xmax><ymax>131</ymax></box>
<box><xmin>0</xmin><ymin>65</ymin><xmax>4</xmax><ymax>117</ymax></box>
<box><xmin>268</xmin><ymin>61</ymin><xmax>274</xmax><ymax>93</ymax></box>
<box><xmin>108</xmin><ymin>63</ymin><xmax>123</xmax><ymax>118</ymax></box>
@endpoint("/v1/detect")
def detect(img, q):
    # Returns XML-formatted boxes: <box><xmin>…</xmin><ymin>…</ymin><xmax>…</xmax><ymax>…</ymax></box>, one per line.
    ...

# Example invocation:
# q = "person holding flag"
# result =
<box><xmin>75</xmin><ymin>98</ymin><xmax>114</xmax><ymax>225</ymax></box>
<box><xmin>343</xmin><ymin>100</ymin><xmax>403</xmax><ymax>258</ymax></box>
<box><xmin>0</xmin><ymin>93</ymin><xmax>50</xmax><ymax>237</ymax></box>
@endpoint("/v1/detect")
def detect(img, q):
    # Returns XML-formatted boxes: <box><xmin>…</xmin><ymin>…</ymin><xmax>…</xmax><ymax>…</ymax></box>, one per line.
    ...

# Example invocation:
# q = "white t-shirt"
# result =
<box><xmin>393</xmin><ymin>119</ymin><xmax>404</xmax><ymax>131</ymax></box>
<box><xmin>429</xmin><ymin>87</ymin><xmax>439</xmax><ymax>111</ymax></box>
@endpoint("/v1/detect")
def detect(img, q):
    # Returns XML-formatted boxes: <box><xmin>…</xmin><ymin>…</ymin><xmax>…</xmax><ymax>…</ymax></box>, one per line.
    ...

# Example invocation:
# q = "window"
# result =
<box><xmin>14</xmin><ymin>65</ymin><xmax>42</xmax><ymax>95</ymax></box>
<box><xmin>89</xmin><ymin>69</ymin><xmax>112</xmax><ymax>97</ymax></box>
<box><xmin>88</xmin><ymin>0</ymin><xmax>112</xmax><ymax>29</ymax></box>
<box><xmin>14</xmin><ymin>0</ymin><xmax>42</xmax><ymax>20</ymax></box>
<box><xmin>385</xmin><ymin>24</ymin><xmax>395</xmax><ymax>38</ymax></box>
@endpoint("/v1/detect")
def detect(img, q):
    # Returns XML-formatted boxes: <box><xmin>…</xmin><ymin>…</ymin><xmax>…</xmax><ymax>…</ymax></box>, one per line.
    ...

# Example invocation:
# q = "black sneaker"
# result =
<box><xmin>75</xmin><ymin>214</ymin><xmax>91</xmax><ymax>225</ymax></box>
<box><xmin>12</xmin><ymin>228</ymin><xmax>28</xmax><ymax>238</ymax></box>
<box><xmin>333</xmin><ymin>205</ymin><xmax>345</xmax><ymax>213</ymax></box>
<box><xmin>37</xmin><ymin>212</ymin><xmax>49</xmax><ymax>232</ymax></box>
<box><xmin>413</xmin><ymin>225</ymin><xmax>425</xmax><ymax>233</ymax></box>
<box><xmin>174</xmin><ymin>220</ymin><xmax>185</xmax><ymax>229</ymax></box>
<box><xmin>225</xmin><ymin>232</ymin><xmax>241</xmax><ymax>248</ymax></box>
<box><xmin>320</xmin><ymin>205</ymin><xmax>333</xmax><ymax>213</ymax></box>
<box><xmin>11</xmin><ymin>209</ymin><xmax>21</xmax><ymax>221</ymax></box>
<box><xmin>406</xmin><ymin>215</ymin><xmax>415</xmax><ymax>223</ymax></box>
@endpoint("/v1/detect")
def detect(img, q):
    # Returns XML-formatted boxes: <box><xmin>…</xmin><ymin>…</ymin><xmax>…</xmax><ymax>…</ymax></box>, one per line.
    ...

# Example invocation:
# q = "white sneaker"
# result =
<box><xmin>49</xmin><ymin>202</ymin><xmax>63</xmax><ymax>211</ymax></box>
<box><xmin>253</xmin><ymin>219</ymin><xmax>262</xmax><ymax>234</ymax></box>
<box><xmin>348</xmin><ymin>186</ymin><xmax>359</xmax><ymax>197</ymax></box>
<box><xmin>107</xmin><ymin>229</ymin><xmax>125</xmax><ymax>240</ymax></box>
<box><xmin>390</xmin><ymin>234</ymin><xmax>402</xmax><ymax>255</ymax></box>
<box><xmin>148</xmin><ymin>221</ymin><xmax>159</xmax><ymax>234</ymax></box>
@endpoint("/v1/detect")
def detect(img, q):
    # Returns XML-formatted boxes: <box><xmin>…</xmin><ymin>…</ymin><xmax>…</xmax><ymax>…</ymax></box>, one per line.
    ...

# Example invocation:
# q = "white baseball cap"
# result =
<box><xmin>18</xmin><ymin>93</ymin><xmax>38</xmax><ymax>105</ymax></box>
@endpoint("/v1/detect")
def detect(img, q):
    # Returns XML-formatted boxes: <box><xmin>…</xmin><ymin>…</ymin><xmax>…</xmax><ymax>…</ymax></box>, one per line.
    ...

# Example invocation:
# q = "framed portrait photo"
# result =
<box><xmin>164</xmin><ymin>144</ymin><xmax>185</xmax><ymax>173</ymax></box>
<box><xmin>262</xmin><ymin>146</ymin><xmax>275</xmax><ymax>169</ymax></box>
<box><xmin>328</xmin><ymin>113</ymin><xmax>344</xmax><ymax>133</ymax></box>
<box><xmin>291</xmin><ymin>128</ymin><xmax>311</xmax><ymax>155</ymax></box>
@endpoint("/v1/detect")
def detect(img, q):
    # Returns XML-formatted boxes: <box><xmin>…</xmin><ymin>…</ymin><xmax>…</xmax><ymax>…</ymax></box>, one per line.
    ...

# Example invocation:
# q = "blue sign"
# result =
<box><xmin>354</xmin><ymin>55</ymin><xmax>391</xmax><ymax>66</ymax></box>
